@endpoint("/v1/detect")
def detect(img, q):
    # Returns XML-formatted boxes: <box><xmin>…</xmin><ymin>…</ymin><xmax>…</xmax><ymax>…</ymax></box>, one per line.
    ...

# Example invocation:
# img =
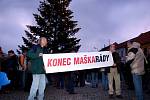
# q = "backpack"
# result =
<box><xmin>18</xmin><ymin>54</ymin><xmax>25</xmax><ymax>70</ymax></box>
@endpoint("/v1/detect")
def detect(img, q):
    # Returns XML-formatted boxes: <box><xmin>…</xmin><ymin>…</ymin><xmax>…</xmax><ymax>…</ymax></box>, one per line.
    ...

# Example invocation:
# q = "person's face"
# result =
<box><xmin>8</xmin><ymin>53</ymin><xmax>13</xmax><ymax>57</ymax></box>
<box><xmin>23</xmin><ymin>51</ymin><xmax>27</xmax><ymax>56</ymax></box>
<box><xmin>110</xmin><ymin>45</ymin><xmax>116</xmax><ymax>52</ymax></box>
<box><xmin>0</xmin><ymin>48</ymin><xmax>3</xmax><ymax>54</ymax></box>
<box><xmin>40</xmin><ymin>37</ymin><xmax>47</xmax><ymax>47</ymax></box>
<box><xmin>127</xmin><ymin>42</ymin><xmax>132</xmax><ymax>48</ymax></box>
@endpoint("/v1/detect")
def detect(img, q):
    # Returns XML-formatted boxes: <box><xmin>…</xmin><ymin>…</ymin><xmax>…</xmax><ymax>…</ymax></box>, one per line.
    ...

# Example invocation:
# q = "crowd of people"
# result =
<box><xmin>0</xmin><ymin>37</ymin><xmax>150</xmax><ymax>100</ymax></box>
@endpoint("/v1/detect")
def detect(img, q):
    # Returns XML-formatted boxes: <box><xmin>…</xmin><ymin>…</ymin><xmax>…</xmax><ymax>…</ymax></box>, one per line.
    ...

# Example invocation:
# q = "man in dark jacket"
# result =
<box><xmin>6</xmin><ymin>50</ymin><xmax>19</xmax><ymax>89</ymax></box>
<box><xmin>107</xmin><ymin>44</ymin><xmax>123</xmax><ymax>99</ymax></box>
<box><xmin>27</xmin><ymin>37</ymin><xmax>48</xmax><ymax>100</ymax></box>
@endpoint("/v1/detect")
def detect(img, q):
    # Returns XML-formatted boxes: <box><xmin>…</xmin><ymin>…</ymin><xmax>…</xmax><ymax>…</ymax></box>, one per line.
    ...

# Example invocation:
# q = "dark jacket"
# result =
<box><xmin>126</xmin><ymin>47</ymin><xmax>138</xmax><ymax>65</ymax></box>
<box><xmin>106</xmin><ymin>52</ymin><xmax>121</xmax><ymax>73</ymax></box>
<box><xmin>6</xmin><ymin>55</ymin><xmax>18</xmax><ymax>71</ymax></box>
<box><xmin>27</xmin><ymin>45</ymin><xmax>48</xmax><ymax>74</ymax></box>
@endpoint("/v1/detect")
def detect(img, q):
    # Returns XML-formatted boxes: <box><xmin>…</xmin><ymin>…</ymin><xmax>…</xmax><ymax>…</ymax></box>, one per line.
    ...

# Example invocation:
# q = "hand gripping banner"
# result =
<box><xmin>43</xmin><ymin>51</ymin><xmax>114</xmax><ymax>73</ymax></box>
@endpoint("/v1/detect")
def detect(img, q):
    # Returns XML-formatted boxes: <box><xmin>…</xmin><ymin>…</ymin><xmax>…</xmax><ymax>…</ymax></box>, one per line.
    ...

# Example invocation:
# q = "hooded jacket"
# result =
<box><xmin>126</xmin><ymin>42</ymin><xmax>145</xmax><ymax>75</ymax></box>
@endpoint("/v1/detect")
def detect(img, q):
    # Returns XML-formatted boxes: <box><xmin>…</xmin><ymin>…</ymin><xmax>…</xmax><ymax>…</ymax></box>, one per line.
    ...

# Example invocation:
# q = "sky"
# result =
<box><xmin>0</xmin><ymin>0</ymin><xmax>150</xmax><ymax>53</ymax></box>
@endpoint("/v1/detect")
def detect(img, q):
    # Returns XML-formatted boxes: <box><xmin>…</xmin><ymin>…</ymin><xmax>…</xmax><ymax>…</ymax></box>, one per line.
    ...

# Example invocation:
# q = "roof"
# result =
<box><xmin>100</xmin><ymin>31</ymin><xmax>150</xmax><ymax>50</ymax></box>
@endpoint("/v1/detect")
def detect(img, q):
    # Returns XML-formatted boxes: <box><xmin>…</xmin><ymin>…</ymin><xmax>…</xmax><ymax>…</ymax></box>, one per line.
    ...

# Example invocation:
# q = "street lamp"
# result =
<box><xmin>93</xmin><ymin>47</ymin><xmax>99</xmax><ymax>51</ymax></box>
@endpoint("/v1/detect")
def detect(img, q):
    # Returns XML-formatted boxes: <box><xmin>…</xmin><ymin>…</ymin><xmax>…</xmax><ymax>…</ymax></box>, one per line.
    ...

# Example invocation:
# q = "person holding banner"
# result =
<box><xmin>27</xmin><ymin>37</ymin><xmax>48</xmax><ymax>100</ymax></box>
<box><xmin>107</xmin><ymin>44</ymin><xmax>123</xmax><ymax>99</ymax></box>
<box><xmin>64</xmin><ymin>50</ymin><xmax>77</xmax><ymax>94</ymax></box>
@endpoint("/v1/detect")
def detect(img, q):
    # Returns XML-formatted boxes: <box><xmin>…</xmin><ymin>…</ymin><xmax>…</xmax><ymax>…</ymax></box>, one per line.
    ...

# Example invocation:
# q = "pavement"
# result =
<box><xmin>0</xmin><ymin>82</ymin><xmax>150</xmax><ymax>100</ymax></box>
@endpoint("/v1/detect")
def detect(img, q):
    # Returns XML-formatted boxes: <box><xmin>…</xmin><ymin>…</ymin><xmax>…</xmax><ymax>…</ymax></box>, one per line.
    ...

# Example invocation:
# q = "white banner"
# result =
<box><xmin>43</xmin><ymin>51</ymin><xmax>114</xmax><ymax>73</ymax></box>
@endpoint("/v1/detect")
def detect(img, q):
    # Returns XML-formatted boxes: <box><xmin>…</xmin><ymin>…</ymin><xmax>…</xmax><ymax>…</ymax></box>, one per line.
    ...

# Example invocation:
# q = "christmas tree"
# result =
<box><xmin>19</xmin><ymin>0</ymin><xmax>81</xmax><ymax>53</ymax></box>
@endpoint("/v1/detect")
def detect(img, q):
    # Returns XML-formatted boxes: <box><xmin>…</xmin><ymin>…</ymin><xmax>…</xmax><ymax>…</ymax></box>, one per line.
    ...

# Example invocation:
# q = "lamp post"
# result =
<box><xmin>93</xmin><ymin>47</ymin><xmax>99</xmax><ymax>51</ymax></box>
